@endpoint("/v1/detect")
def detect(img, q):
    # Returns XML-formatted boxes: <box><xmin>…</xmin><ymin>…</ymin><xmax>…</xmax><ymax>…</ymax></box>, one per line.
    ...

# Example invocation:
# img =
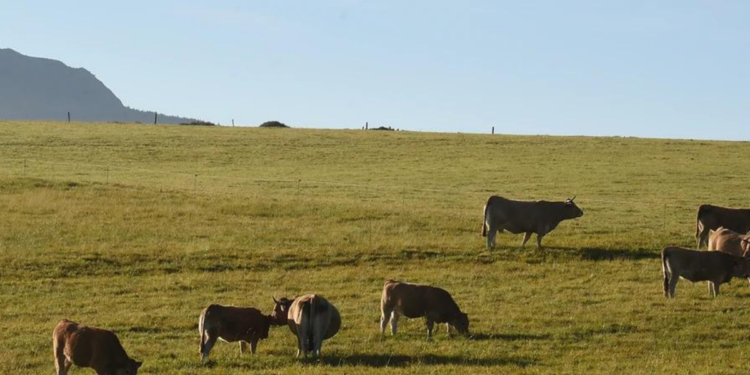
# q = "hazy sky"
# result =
<box><xmin>2</xmin><ymin>1</ymin><xmax>749</xmax><ymax>139</ymax></box>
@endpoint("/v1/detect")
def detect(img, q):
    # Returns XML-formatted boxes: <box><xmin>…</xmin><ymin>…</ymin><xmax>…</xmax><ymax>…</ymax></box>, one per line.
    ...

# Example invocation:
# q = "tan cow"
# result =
<box><xmin>53</xmin><ymin>319</ymin><xmax>142</xmax><ymax>375</ymax></box>
<box><xmin>482</xmin><ymin>195</ymin><xmax>583</xmax><ymax>249</ymax></box>
<box><xmin>696</xmin><ymin>204</ymin><xmax>750</xmax><ymax>248</ymax></box>
<box><xmin>380</xmin><ymin>280</ymin><xmax>469</xmax><ymax>338</ymax></box>
<box><xmin>198</xmin><ymin>304</ymin><xmax>275</xmax><ymax>362</ymax></box>
<box><xmin>271</xmin><ymin>295</ymin><xmax>341</xmax><ymax>358</ymax></box>
<box><xmin>708</xmin><ymin>227</ymin><xmax>750</xmax><ymax>257</ymax></box>
<box><xmin>661</xmin><ymin>246</ymin><xmax>750</xmax><ymax>298</ymax></box>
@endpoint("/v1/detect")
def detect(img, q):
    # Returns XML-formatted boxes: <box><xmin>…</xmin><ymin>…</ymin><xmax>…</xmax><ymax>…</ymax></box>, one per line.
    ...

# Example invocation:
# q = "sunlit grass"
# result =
<box><xmin>2</xmin><ymin>121</ymin><xmax>750</xmax><ymax>374</ymax></box>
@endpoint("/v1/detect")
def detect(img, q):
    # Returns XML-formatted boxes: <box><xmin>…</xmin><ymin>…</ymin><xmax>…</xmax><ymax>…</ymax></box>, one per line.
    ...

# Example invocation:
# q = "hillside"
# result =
<box><xmin>0</xmin><ymin>49</ymin><xmax>196</xmax><ymax>123</ymax></box>
<box><xmin>3</xmin><ymin>122</ymin><xmax>750</xmax><ymax>374</ymax></box>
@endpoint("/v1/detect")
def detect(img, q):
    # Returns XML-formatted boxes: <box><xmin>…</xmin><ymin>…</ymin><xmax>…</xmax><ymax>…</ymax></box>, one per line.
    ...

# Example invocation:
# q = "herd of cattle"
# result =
<box><xmin>50</xmin><ymin>196</ymin><xmax>750</xmax><ymax>374</ymax></box>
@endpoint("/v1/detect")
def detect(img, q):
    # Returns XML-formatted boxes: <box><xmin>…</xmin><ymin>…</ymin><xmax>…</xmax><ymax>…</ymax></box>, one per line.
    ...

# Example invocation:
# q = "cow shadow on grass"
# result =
<box><xmin>318</xmin><ymin>353</ymin><xmax>538</xmax><ymax>368</ymax></box>
<box><xmin>572</xmin><ymin>247</ymin><xmax>661</xmax><ymax>261</ymax></box>
<box><xmin>468</xmin><ymin>332</ymin><xmax>551</xmax><ymax>341</ymax></box>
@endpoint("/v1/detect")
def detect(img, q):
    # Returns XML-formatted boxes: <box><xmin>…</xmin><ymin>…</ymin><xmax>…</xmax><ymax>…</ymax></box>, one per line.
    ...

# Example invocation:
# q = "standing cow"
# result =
<box><xmin>696</xmin><ymin>204</ymin><xmax>750</xmax><ymax>248</ymax></box>
<box><xmin>271</xmin><ymin>295</ymin><xmax>341</xmax><ymax>358</ymax></box>
<box><xmin>661</xmin><ymin>246</ymin><xmax>750</xmax><ymax>298</ymax></box>
<box><xmin>380</xmin><ymin>280</ymin><xmax>469</xmax><ymax>339</ymax></box>
<box><xmin>708</xmin><ymin>227</ymin><xmax>750</xmax><ymax>258</ymax></box>
<box><xmin>53</xmin><ymin>319</ymin><xmax>142</xmax><ymax>375</ymax></box>
<box><xmin>482</xmin><ymin>195</ymin><xmax>583</xmax><ymax>249</ymax></box>
<box><xmin>198</xmin><ymin>304</ymin><xmax>275</xmax><ymax>362</ymax></box>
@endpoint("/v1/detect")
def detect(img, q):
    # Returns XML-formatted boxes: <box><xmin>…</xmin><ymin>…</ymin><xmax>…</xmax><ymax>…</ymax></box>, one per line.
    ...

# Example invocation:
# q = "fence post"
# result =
<box><xmin>492</xmin><ymin>126</ymin><xmax>494</xmax><ymax>135</ymax></box>
<box><xmin>232</xmin><ymin>119</ymin><xmax>235</xmax><ymax>127</ymax></box>
<box><xmin>67</xmin><ymin>112</ymin><xmax>71</xmax><ymax>123</ymax></box>
<box><xmin>154</xmin><ymin>112</ymin><xmax>158</xmax><ymax>125</ymax></box>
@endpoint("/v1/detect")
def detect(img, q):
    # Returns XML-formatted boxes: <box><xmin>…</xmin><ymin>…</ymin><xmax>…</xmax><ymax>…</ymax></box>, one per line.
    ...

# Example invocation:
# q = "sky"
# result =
<box><xmin>2</xmin><ymin>1</ymin><xmax>749</xmax><ymax>139</ymax></box>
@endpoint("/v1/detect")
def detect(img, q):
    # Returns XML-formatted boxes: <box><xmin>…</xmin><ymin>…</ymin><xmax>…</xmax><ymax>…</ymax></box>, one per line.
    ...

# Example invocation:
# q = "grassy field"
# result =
<box><xmin>2</xmin><ymin>121</ymin><xmax>750</xmax><ymax>374</ymax></box>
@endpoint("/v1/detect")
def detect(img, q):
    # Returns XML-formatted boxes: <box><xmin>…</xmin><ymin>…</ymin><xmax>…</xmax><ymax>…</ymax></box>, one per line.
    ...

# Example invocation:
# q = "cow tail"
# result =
<box><xmin>309</xmin><ymin>296</ymin><xmax>318</xmax><ymax>351</ymax></box>
<box><xmin>661</xmin><ymin>250</ymin><xmax>670</xmax><ymax>296</ymax></box>
<box><xmin>481</xmin><ymin>200</ymin><xmax>489</xmax><ymax>237</ymax></box>
<box><xmin>198</xmin><ymin>308</ymin><xmax>207</xmax><ymax>355</ymax></box>
<box><xmin>695</xmin><ymin>206</ymin><xmax>702</xmax><ymax>240</ymax></box>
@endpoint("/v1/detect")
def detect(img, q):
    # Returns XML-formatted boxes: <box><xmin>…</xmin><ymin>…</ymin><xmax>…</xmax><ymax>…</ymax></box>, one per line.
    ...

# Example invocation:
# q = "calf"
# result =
<box><xmin>380</xmin><ymin>279</ymin><xmax>469</xmax><ymax>338</ymax></box>
<box><xmin>53</xmin><ymin>319</ymin><xmax>142</xmax><ymax>375</ymax></box>
<box><xmin>661</xmin><ymin>246</ymin><xmax>750</xmax><ymax>298</ymax></box>
<box><xmin>272</xmin><ymin>295</ymin><xmax>341</xmax><ymax>358</ymax></box>
<box><xmin>198</xmin><ymin>304</ymin><xmax>274</xmax><ymax>362</ymax></box>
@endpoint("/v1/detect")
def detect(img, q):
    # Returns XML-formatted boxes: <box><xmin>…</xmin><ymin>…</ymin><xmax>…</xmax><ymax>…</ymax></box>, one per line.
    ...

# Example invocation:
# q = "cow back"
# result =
<box><xmin>699</xmin><ymin>205</ymin><xmax>750</xmax><ymax>234</ymax></box>
<box><xmin>708</xmin><ymin>228</ymin><xmax>750</xmax><ymax>257</ymax></box>
<box><xmin>54</xmin><ymin>319</ymin><xmax>132</xmax><ymax>370</ymax></box>
<box><xmin>383</xmin><ymin>281</ymin><xmax>462</xmax><ymax>322</ymax></box>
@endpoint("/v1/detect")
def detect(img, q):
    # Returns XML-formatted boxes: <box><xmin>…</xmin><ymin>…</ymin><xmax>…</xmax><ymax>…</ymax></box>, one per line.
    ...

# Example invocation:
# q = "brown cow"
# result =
<box><xmin>661</xmin><ymin>246</ymin><xmax>750</xmax><ymax>298</ymax></box>
<box><xmin>482</xmin><ymin>195</ymin><xmax>583</xmax><ymax>249</ymax></box>
<box><xmin>53</xmin><ymin>319</ymin><xmax>142</xmax><ymax>375</ymax></box>
<box><xmin>380</xmin><ymin>280</ymin><xmax>469</xmax><ymax>338</ymax></box>
<box><xmin>708</xmin><ymin>227</ymin><xmax>750</xmax><ymax>258</ymax></box>
<box><xmin>198</xmin><ymin>304</ymin><xmax>275</xmax><ymax>362</ymax></box>
<box><xmin>696</xmin><ymin>204</ymin><xmax>750</xmax><ymax>248</ymax></box>
<box><xmin>271</xmin><ymin>295</ymin><xmax>341</xmax><ymax>358</ymax></box>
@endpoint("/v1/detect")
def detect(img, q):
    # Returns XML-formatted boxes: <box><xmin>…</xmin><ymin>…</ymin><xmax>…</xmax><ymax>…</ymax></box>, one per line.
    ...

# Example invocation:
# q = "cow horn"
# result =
<box><xmin>570</xmin><ymin>195</ymin><xmax>576</xmax><ymax>201</ymax></box>
<box><xmin>273</xmin><ymin>297</ymin><xmax>279</xmax><ymax>304</ymax></box>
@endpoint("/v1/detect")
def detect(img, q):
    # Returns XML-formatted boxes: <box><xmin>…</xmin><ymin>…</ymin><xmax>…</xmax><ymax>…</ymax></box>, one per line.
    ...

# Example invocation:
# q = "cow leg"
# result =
<box><xmin>536</xmin><ymin>233</ymin><xmax>545</xmax><ymax>249</ymax></box>
<box><xmin>54</xmin><ymin>339</ymin><xmax>66</xmax><ymax>375</ymax></box>
<box><xmin>390</xmin><ymin>311</ymin><xmax>399</xmax><ymax>336</ymax></box>
<box><xmin>446</xmin><ymin>323</ymin><xmax>452</xmax><ymax>335</ymax></box>
<box><xmin>297</xmin><ymin>328</ymin><xmax>308</xmax><ymax>358</ymax></box>
<box><xmin>250</xmin><ymin>337</ymin><xmax>259</xmax><ymax>355</ymax></box>
<box><xmin>426</xmin><ymin>319</ymin><xmax>435</xmax><ymax>339</ymax></box>
<box><xmin>521</xmin><ymin>232</ymin><xmax>533</xmax><ymax>247</ymax></box>
<box><xmin>380</xmin><ymin>306</ymin><xmax>392</xmax><ymax>336</ymax></box>
<box><xmin>710</xmin><ymin>281</ymin><xmax>720</xmax><ymax>297</ymax></box>
<box><xmin>699</xmin><ymin>228</ymin><xmax>710</xmax><ymax>248</ymax></box>
<box><xmin>668</xmin><ymin>275</ymin><xmax>679</xmax><ymax>298</ymax></box>
<box><xmin>486</xmin><ymin>226</ymin><xmax>496</xmax><ymax>249</ymax></box>
<box><xmin>201</xmin><ymin>335</ymin><xmax>217</xmax><ymax>362</ymax></box>
<box><xmin>239</xmin><ymin>341</ymin><xmax>248</xmax><ymax>355</ymax></box>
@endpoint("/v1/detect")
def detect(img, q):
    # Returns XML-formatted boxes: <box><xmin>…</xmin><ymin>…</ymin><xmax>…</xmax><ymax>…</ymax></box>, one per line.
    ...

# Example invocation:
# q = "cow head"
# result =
<box><xmin>451</xmin><ymin>312</ymin><xmax>470</xmax><ymax>336</ymax></box>
<box><xmin>114</xmin><ymin>359</ymin><xmax>142</xmax><ymax>375</ymax></box>
<box><xmin>564</xmin><ymin>196</ymin><xmax>584</xmax><ymax>219</ymax></box>
<box><xmin>731</xmin><ymin>257</ymin><xmax>750</xmax><ymax>280</ymax></box>
<box><xmin>271</xmin><ymin>297</ymin><xmax>294</xmax><ymax>326</ymax></box>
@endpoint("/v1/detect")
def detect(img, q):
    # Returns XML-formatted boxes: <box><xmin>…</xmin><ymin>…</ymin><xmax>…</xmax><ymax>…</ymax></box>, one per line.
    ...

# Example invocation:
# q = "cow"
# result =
<box><xmin>661</xmin><ymin>246</ymin><xmax>750</xmax><ymax>298</ymax></box>
<box><xmin>708</xmin><ymin>227</ymin><xmax>750</xmax><ymax>258</ymax></box>
<box><xmin>482</xmin><ymin>195</ymin><xmax>583</xmax><ymax>249</ymax></box>
<box><xmin>53</xmin><ymin>319</ymin><xmax>142</xmax><ymax>375</ymax></box>
<box><xmin>271</xmin><ymin>295</ymin><xmax>341</xmax><ymax>358</ymax></box>
<box><xmin>695</xmin><ymin>204</ymin><xmax>750</xmax><ymax>248</ymax></box>
<box><xmin>380</xmin><ymin>279</ymin><xmax>469</xmax><ymax>339</ymax></box>
<box><xmin>198</xmin><ymin>304</ymin><xmax>274</xmax><ymax>362</ymax></box>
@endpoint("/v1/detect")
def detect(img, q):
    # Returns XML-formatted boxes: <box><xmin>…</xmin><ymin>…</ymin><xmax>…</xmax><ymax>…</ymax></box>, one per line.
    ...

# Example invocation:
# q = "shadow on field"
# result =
<box><xmin>319</xmin><ymin>353</ymin><xmax>537</xmax><ymax>368</ymax></box>
<box><xmin>574</xmin><ymin>247</ymin><xmax>660</xmax><ymax>261</ymax></box>
<box><xmin>469</xmin><ymin>332</ymin><xmax>551</xmax><ymax>341</ymax></box>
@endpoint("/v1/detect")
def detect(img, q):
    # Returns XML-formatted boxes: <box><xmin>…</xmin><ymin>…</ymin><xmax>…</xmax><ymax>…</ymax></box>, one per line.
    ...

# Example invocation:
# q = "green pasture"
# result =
<box><xmin>1</xmin><ymin>121</ymin><xmax>750</xmax><ymax>374</ymax></box>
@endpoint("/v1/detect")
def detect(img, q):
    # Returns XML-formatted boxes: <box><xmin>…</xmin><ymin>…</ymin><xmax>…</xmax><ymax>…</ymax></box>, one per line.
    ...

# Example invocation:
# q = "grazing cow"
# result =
<box><xmin>53</xmin><ymin>319</ymin><xmax>142</xmax><ymax>375</ymax></box>
<box><xmin>482</xmin><ymin>195</ymin><xmax>583</xmax><ymax>249</ymax></box>
<box><xmin>661</xmin><ymin>246</ymin><xmax>750</xmax><ymax>298</ymax></box>
<box><xmin>198</xmin><ymin>304</ymin><xmax>274</xmax><ymax>362</ymax></box>
<box><xmin>380</xmin><ymin>279</ymin><xmax>469</xmax><ymax>339</ymax></box>
<box><xmin>696</xmin><ymin>204</ymin><xmax>750</xmax><ymax>248</ymax></box>
<box><xmin>708</xmin><ymin>227</ymin><xmax>750</xmax><ymax>258</ymax></box>
<box><xmin>271</xmin><ymin>295</ymin><xmax>341</xmax><ymax>358</ymax></box>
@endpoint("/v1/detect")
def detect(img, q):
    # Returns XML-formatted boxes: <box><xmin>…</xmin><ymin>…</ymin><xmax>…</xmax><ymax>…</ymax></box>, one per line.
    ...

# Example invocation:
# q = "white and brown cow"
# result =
<box><xmin>380</xmin><ymin>279</ymin><xmax>469</xmax><ymax>339</ymax></box>
<box><xmin>271</xmin><ymin>295</ymin><xmax>341</xmax><ymax>358</ymax></box>
<box><xmin>53</xmin><ymin>319</ymin><xmax>142</xmax><ymax>375</ymax></box>
<box><xmin>198</xmin><ymin>304</ymin><xmax>275</xmax><ymax>362</ymax></box>
<box><xmin>661</xmin><ymin>246</ymin><xmax>750</xmax><ymax>298</ymax></box>
<box><xmin>708</xmin><ymin>227</ymin><xmax>750</xmax><ymax>258</ymax></box>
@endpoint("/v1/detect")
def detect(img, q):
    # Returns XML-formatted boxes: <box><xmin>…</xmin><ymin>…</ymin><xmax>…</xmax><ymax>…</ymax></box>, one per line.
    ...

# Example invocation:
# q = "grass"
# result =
<box><xmin>2</xmin><ymin>120</ymin><xmax>750</xmax><ymax>374</ymax></box>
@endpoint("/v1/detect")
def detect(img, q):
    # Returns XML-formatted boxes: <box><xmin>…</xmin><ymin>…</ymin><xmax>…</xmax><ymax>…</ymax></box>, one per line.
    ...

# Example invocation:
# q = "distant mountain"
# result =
<box><xmin>0</xmin><ymin>48</ymin><xmax>198</xmax><ymax>124</ymax></box>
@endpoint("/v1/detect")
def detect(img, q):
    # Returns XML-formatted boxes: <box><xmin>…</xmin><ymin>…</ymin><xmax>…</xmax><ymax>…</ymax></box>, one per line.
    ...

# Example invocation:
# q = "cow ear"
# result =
<box><xmin>135</xmin><ymin>361</ymin><xmax>142</xmax><ymax>369</ymax></box>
